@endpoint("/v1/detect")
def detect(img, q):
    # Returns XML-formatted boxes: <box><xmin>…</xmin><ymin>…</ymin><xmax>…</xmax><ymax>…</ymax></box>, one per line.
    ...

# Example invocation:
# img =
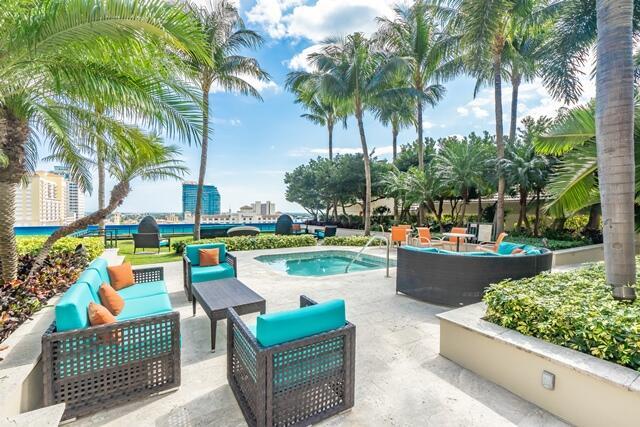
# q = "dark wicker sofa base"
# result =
<box><xmin>396</xmin><ymin>247</ymin><xmax>553</xmax><ymax>306</ymax></box>
<box><xmin>227</xmin><ymin>296</ymin><xmax>355</xmax><ymax>427</ymax></box>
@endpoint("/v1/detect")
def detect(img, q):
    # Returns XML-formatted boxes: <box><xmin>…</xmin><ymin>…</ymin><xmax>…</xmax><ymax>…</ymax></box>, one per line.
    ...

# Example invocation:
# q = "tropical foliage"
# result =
<box><xmin>172</xmin><ymin>234</ymin><xmax>316</xmax><ymax>254</ymax></box>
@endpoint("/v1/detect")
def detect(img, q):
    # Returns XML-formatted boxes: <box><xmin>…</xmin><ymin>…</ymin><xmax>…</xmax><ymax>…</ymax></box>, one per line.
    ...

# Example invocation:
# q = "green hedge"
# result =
<box><xmin>17</xmin><ymin>237</ymin><xmax>104</xmax><ymax>260</ymax></box>
<box><xmin>504</xmin><ymin>236</ymin><xmax>589</xmax><ymax>251</ymax></box>
<box><xmin>323</xmin><ymin>235</ymin><xmax>387</xmax><ymax>246</ymax></box>
<box><xmin>173</xmin><ymin>234</ymin><xmax>317</xmax><ymax>254</ymax></box>
<box><xmin>484</xmin><ymin>262</ymin><xmax>640</xmax><ymax>371</ymax></box>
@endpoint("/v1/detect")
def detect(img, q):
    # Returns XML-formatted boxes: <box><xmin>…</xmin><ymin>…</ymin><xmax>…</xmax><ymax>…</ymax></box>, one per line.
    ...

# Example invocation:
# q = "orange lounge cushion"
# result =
<box><xmin>88</xmin><ymin>302</ymin><xmax>117</xmax><ymax>326</ymax></box>
<box><xmin>199</xmin><ymin>248</ymin><xmax>220</xmax><ymax>266</ymax></box>
<box><xmin>107</xmin><ymin>262</ymin><xmax>135</xmax><ymax>290</ymax></box>
<box><xmin>99</xmin><ymin>283</ymin><xmax>125</xmax><ymax>316</ymax></box>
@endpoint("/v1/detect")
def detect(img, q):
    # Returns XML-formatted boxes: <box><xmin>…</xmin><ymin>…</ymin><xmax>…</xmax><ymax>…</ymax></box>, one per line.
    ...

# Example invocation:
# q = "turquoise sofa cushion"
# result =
<box><xmin>117</xmin><ymin>281</ymin><xmax>167</xmax><ymax>300</ymax></box>
<box><xmin>75</xmin><ymin>269</ymin><xmax>103</xmax><ymax>302</ymax></box>
<box><xmin>55</xmin><ymin>283</ymin><xmax>96</xmax><ymax>332</ymax></box>
<box><xmin>117</xmin><ymin>293</ymin><xmax>173</xmax><ymax>321</ymax></box>
<box><xmin>256</xmin><ymin>299</ymin><xmax>346</xmax><ymax>347</ymax></box>
<box><xmin>191</xmin><ymin>263</ymin><xmax>235</xmax><ymax>283</ymax></box>
<box><xmin>186</xmin><ymin>243</ymin><xmax>227</xmax><ymax>266</ymax></box>
<box><xmin>86</xmin><ymin>258</ymin><xmax>110</xmax><ymax>286</ymax></box>
<box><xmin>497</xmin><ymin>242</ymin><xmax>525</xmax><ymax>255</ymax></box>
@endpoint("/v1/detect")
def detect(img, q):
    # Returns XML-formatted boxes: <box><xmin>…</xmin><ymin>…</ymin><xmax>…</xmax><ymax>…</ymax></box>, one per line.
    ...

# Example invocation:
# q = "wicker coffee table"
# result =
<box><xmin>192</xmin><ymin>278</ymin><xmax>266</xmax><ymax>352</ymax></box>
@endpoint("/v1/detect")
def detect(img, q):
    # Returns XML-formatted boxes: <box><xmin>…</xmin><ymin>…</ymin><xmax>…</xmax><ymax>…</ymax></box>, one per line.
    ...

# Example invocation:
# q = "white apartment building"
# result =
<box><xmin>15</xmin><ymin>171</ymin><xmax>66</xmax><ymax>226</ymax></box>
<box><xmin>53</xmin><ymin>166</ymin><xmax>85</xmax><ymax>222</ymax></box>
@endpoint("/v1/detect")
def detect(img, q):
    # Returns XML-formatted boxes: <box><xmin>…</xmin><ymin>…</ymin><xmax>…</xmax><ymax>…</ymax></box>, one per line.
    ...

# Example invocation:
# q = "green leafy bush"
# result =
<box><xmin>484</xmin><ymin>262</ymin><xmax>640</xmax><ymax>371</ymax></box>
<box><xmin>323</xmin><ymin>236</ymin><xmax>387</xmax><ymax>246</ymax></box>
<box><xmin>504</xmin><ymin>236</ymin><xmax>589</xmax><ymax>251</ymax></box>
<box><xmin>17</xmin><ymin>237</ymin><xmax>104</xmax><ymax>260</ymax></box>
<box><xmin>173</xmin><ymin>234</ymin><xmax>317</xmax><ymax>254</ymax></box>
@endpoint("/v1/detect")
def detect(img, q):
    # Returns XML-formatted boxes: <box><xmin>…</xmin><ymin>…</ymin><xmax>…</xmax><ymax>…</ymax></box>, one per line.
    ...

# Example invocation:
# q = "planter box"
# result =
<box><xmin>438</xmin><ymin>303</ymin><xmax>640</xmax><ymax>427</ymax></box>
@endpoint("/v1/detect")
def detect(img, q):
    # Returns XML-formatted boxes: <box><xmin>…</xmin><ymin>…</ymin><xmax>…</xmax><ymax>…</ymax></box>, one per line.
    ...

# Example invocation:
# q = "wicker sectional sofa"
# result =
<box><xmin>227</xmin><ymin>296</ymin><xmax>356</xmax><ymax>427</ymax></box>
<box><xmin>183</xmin><ymin>242</ymin><xmax>237</xmax><ymax>301</ymax></box>
<box><xmin>42</xmin><ymin>258</ymin><xmax>180</xmax><ymax>421</ymax></box>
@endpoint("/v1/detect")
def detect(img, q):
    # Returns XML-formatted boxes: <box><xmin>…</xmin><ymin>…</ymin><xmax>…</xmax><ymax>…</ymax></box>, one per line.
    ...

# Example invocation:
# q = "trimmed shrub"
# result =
<box><xmin>323</xmin><ymin>236</ymin><xmax>387</xmax><ymax>246</ymax></box>
<box><xmin>504</xmin><ymin>236</ymin><xmax>589</xmax><ymax>251</ymax></box>
<box><xmin>17</xmin><ymin>236</ymin><xmax>104</xmax><ymax>260</ymax></box>
<box><xmin>173</xmin><ymin>234</ymin><xmax>317</xmax><ymax>254</ymax></box>
<box><xmin>484</xmin><ymin>262</ymin><xmax>640</xmax><ymax>371</ymax></box>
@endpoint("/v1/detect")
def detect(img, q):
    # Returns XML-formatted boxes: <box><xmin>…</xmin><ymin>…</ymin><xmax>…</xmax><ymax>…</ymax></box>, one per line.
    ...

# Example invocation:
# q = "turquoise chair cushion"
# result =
<box><xmin>117</xmin><ymin>281</ymin><xmax>167</xmax><ymax>300</ymax></box>
<box><xmin>497</xmin><ymin>242</ymin><xmax>525</xmax><ymax>255</ymax></box>
<box><xmin>86</xmin><ymin>258</ymin><xmax>110</xmax><ymax>286</ymax></box>
<box><xmin>117</xmin><ymin>293</ymin><xmax>173</xmax><ymax>321</ymax></box>
<box><xmin>55</xmin><ymin>283</ymin><xmax>96</xmax><ymax>332</ymax></box>
<box><xmin>159</xmin><ymin>240</ymin><xmax>170</xmax><ymax>247</ymax></box>
<box><xmin>191</xmin><ymin>263</ymin><xmax>235</xmax><ymax>283</ymax></box>
<box><xmin>256</xmin><ymin>299</ymin><xmax>346</xmax><ymax>347</ymax></box>
<box><xmin>75</xmin><ymin>269</ymin><xmax>103</xmax><ymax>302</ymax></box>
<box><xmin>186</xmin><ymin>243</ymin><xmax>227</xmax><ymax>266</ymax></box>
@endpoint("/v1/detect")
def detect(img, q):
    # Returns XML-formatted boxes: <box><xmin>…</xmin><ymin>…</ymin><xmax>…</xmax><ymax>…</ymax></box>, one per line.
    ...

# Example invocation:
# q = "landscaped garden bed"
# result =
<box><xmin>484</xmin><ymin>261</ymin><xmax>640</xmax><ymax>371</ymax></box>
<box><xmin>173</xmin><ymin>234</ymin><xmax>316</xmax><ymax>254</ymax></box>
<box><xmin>1</xmin><ymin>237</ymin><xmax>103</xmax><ymax>343</ymax></box>
<box><xmin>323</xmin><ymin>235</ymin><xmax>387</xmax><ymax>246</ymax></box>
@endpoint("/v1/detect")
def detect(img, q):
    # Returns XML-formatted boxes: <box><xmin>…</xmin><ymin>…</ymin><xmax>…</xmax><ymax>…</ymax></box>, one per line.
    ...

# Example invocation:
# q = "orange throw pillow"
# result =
<box><xmin>88</xmin><ymin>302</ymin><xmax>117</xmax><ymax>326</ymax></box>
<box><xmin>107</xmin><ymin>262</ymin><xmax>135</xmax><ymax>290</ymax></box>
<box><xmin>511</xmin><ymin>248</ymin><xmax>525</xmax><ymax>255</ymax></box>
<box><xmin>99</xmin><ymin>283</ymin><xmax>125</xmax><ymax>316</ymax></box>
<box><xmin>199</xmin><ymin>248</ymin><xmax>220</xmax><ymax>266</ymax></box>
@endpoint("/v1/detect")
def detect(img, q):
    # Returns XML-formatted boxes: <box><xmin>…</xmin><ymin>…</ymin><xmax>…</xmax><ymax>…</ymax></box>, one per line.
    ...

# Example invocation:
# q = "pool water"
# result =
<box><xmin>255</xmin><ymin>250</ymin><xmax>395</xmax><ymax>277</ymax></box>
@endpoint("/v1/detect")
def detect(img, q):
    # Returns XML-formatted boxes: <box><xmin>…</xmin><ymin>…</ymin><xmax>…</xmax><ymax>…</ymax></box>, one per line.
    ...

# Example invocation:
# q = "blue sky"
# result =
<box><xmin>70</xmin><ymin>0</ymin><xmax>594</xmax><ymax>213</ymax></box>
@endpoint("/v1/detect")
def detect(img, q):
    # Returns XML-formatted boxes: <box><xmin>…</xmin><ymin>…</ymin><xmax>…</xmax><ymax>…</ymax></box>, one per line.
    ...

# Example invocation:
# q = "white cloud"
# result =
<box><xmin>456</xmin><ymin>107</ymin><xmax>469</xmax><ymax>117</ymax></box>
<box><xmin>210</xmin><ymin>74</ymin><xmax>280</xmax><ymax>94</ymax></box>
<box><xmin>422</xmin><ymin>120</ymin><xmax>434</xmax><ymax>129</ymax></box>
<box><xmin>211</xmin><ymin>117</ymin><xmax>242</xmax><ymax>126</ymax></box>
<box><xmin>287</xmin><ymin>44</ymin><xmax>323</xmax><ymax>71</ymax></box>
<box><xmin>249</xmin><ymin>0</ymin><xmax>404</xmax><ymax>43</ymax></box>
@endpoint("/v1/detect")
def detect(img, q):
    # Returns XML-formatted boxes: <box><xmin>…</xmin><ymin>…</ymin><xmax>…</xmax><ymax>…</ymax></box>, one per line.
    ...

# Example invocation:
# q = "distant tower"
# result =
<box><xmin>182</xmin><ymin>182</ymin><xmax>221</xmax><ymax>216</ymax></box>
<box><xmin>53</xmin><ymin>165</ymin><xmax>85</xmax><ymax>221</ymax></box>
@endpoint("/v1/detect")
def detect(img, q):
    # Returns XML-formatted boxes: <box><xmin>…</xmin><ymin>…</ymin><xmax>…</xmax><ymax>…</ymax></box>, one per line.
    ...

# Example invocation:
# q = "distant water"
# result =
<box><xmin>15</xmin><ymin>222</ymin><xmax>279</xmax><ymax>237</ymax></box>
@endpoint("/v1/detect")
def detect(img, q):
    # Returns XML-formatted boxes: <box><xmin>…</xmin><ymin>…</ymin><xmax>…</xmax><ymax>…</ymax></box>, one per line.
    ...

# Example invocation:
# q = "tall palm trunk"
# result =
<box><xmin>96</xmin><ymin>139</ymin><xmax>106</xmax><ymax>232</ymax></box>
<box><xmin>194</xmin><ymin>81</ymin><xmax>211</xmax><ymax>241</ymax></box>
<box><xmin>28</xmin><ymin>181</ymin><xmax>130</xmax><ymax>278</ymax></box>
<box><xmin>517</xmin><ymin>188</ymin><xmax>527</xmax><ymax>229</ymax></box>
<box><xmin>355</xmin><ymin>103</ymin><xmax>371</xmax><ymax>236</ymax></box>
<box><xmin>416</xmin><ymin>98</ymin><xmax>425</xmax><ymax>226</ymax></box>
<box><xmin>509</xmin><ymin>73</ymin><xmax>521</xmax><ymax>143</ymax></box>
<box><xmin>477</xmin><ymin>193</ymin><xmax>483</xmax><ymax>219</ymax></box>
<box><xmin>459</xmin><ymin>188</ymin><xmax>468</xmax><ymax>225</ymax></box>
<box><xmin>328</xmin><ymin>120</ymin><xmax>334</xmax><ymax>161</ymax></box>
<box><xmin>596</xmin><ymin>0</ymin><xmax>636</xmax><ymax>299</ymax></box>
<box><xmin>586</xmin><ymin>203</ymin><xmax>602</xmax><ymax>231</ymax></box>
<box><xmin>534</xmin><ymin>189</ymin><xmax>541</xmax><ymax>236</ymax></box>
<box><xmin>0</xmin><ymin>108</ymin><xmax>28</xmax><ymax>283</ymax></box>
<box><xmin>493</xmin><ymin>51</ymin><xmax>506</xmax><ymax>236</ymax></box>
<box><xmin>392</xmin><ymin>120</ymin><xmax>399</xmax><ymax>220</ymax></box>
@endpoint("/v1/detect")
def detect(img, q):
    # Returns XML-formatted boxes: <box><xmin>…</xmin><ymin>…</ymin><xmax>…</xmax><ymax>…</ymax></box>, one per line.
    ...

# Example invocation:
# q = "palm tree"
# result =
<box><xmin>28</xmin><ymin>137</ymin><xmax>187</xmax><ymax>277</ymax></box>
<box><xmin>405</xmin><ymin>165</ymin><xmax>447</xmax><ymax>229</ymax></box>
<box><xmin>0</xmin><ymin>0</ymin><xmax>208</xmax><ymax>283</ymax></box>
<box><xmin>287</xmin><ymin>77</ymin><xmax>348</xmax><ymax>161</ymax></box>
<box><xmin>500</xmin><ymin>141</ymin><xmax>549</xmax><ymax>230</ymax></box>
<box><xmin>435</xmin><ymin>138</ymin><xmax>490</xmax><ymax>224</ymax></box>
<box><xmin>187</xmin><ymin>0</ymin><xmax>270</xmax><ymax>241</ymax></box>
<box><xmin>289</xmin><ymin>33</ymin><xmax>403</xmax><ymax>235</ymax></box>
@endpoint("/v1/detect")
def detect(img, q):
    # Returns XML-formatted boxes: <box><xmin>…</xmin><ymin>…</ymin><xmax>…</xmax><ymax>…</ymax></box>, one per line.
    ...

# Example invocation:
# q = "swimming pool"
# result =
<box><xmin>255</xmin><ymin>250</ymin><xmax>395</xmax><ymax>277</ymax></box>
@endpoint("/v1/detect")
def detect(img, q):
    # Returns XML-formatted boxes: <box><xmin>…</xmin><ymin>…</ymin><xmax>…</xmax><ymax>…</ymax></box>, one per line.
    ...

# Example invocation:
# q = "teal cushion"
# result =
<box><xmin>75</xmin><ymin>269</ymin><xmax>103</xmax><ymax>302</ymax></box>
<box><xmin>86</xmin><ymin>258</ymin><xmax>110</xmax><ymax>286</ymax></box>
<box><xmin>55</xmin><ymin>283</ymin><xmax>96</xmax><ymax>332</ymax></box>
<box><xmin>186</xmin><ymin>243</ymin><xmax>226</xmax><ymax>266</ymax></box>
<box><xmin>191</xmin><ymin>263</ymin><xmax>235</xmax><ymax>283</ymax></box>
<box><xmin>117</xmin><ymin>280</ymin><xmax>167</xmax><ymax>300</ymax></box>
<box><xmin>462</xmin><ymin>251</ymin><xmax>501</xmax><ymax>257</ymax></box>
<box><xmin>256</xmin><ymin>299</ymin><xmax>346</xmax><ymax>347</ymax></box>
<box><xmin>497</xmin><ymin>242</ymin><xmax>525</xmax><ymax>255</ymax></box>
<box><xmin>159</xmin><ymin>240</ymin><xmax>170</xmax><ymax>247</ymax></box>
<box><xmin>117</xmin><ymin>293</ymin><xmax>173</xmax><ymax>321</ymax></box>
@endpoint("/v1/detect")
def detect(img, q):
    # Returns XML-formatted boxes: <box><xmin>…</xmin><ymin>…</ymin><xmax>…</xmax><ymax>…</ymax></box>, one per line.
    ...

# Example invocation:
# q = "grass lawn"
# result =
<box><xmin>118</xmin><ymin>236</ymin><xmax>193</xmax><ymax>265</ymax></box>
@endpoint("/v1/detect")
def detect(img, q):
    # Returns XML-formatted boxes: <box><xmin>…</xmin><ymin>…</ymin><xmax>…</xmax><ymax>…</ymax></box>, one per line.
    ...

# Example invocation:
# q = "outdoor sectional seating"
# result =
<box><xmin>42</xmin><ymin>258</ymin><xmax>180</xmax><ymax>421</ymax></box>
<box><xmin>396</xmin><ymin>242</ymin><xmax>553</xmax><ymax>306</ymax></box>
<box><xmin>183</xmin><ymin>243</ymin><xmax>237</xmax><ymax>301</ymax></box>
<box><xmin>227</xmin><ymin>296</ymin><xmax>355</xmax><ymax>427</ymax></box>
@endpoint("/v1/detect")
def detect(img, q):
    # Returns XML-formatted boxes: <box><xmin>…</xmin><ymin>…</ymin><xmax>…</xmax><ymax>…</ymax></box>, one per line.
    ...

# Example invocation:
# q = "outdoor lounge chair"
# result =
<box><xmin>275</xmin><ymin>214</ymin><xmax>294</xmax><ymax>235</ymax></box>
<box><xmin>132</xmin><ymin>215</ymin><xmax>170</xmax><ymax>253</ymax></box>
<box><xmin>414</xmin><ymin>227</ymin><xmax>444</xmax><ymax>247</ymax></box>
<box><xmin>314</xmin><ymin>225</ymin><xmax>337</xmax><ymax>239</ymax></box>
<box><xmin>227</xmin><ymin>225</ymin><xmax>260</xmax><ymax>237</ymax></box>
<box><xmin>476</xmin><ymin>232</ymin><xmax>508</xmax><ymax>253</ymax></box>
<box><xmin>42</xmin><ymin>258</ymin><xmax>180</xmax><ymax>421</ymax></box>
<box><xmin>183</xmin><ymin>242</ymin><xmax>237</xmax><ymax>301</ymax></box>
<box><xmin>441</xmin><ymin>226</ymin><xmax>468</xmax><ymax>250</ymax></box>
<box><xmin>391</xmin><ymin>225</ymin><xmax>412</xmax><ymax>246</ymax></box>
<box><xmin>227</xmin><ymin>296</ymin><xmax>355</xmax><ymax>427</ymax></box>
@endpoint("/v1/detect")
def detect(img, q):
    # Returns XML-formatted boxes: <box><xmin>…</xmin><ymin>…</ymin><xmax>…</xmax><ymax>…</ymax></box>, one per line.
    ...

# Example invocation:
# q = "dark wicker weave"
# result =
<box><xmin>396</xmin><ymin>247</ymin><xmax>553</xmax><ymax>306</ymax></box>
<box><xmin>227</xmin><ymin>295</ymin><xmax>356</xmax><ymax>427</ymax></box>
<box><xmin>183</xmin><ymin>251</ymin><xmax>237</xmax><ymax>301</ymax></box>
<box><xmin>133</xmin><ymin>216</ymin><xmax>170</xmax><ymax>253</ymax></box>
<box><xmin>42</xmin><ymin>267</ymin><xmax>180</xmax><ymax>421</ymax></box>
<box><xmin>274</xmin><ymin>214</ymin><xmax>294</xmax><ymax>235</ymax></box>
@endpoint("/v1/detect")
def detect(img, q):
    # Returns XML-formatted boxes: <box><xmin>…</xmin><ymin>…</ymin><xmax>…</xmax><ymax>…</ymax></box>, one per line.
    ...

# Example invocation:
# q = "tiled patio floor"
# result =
<box><xmin>71</xmin><ymin>246</ymin><xmax>567</xmax><ymax>426</ymax></box>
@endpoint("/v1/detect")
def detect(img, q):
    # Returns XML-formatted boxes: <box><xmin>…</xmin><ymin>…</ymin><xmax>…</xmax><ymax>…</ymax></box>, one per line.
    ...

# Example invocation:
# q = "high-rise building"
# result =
<box><xmin>15</xmin><ymin>171</ymin><xmax>66</xmax><ymax>226</ymax></box>
<box><xmin>53</xmin><ymin>166</ymin><xmax>85</xmax><ymax>222</ymax></box>
<box><xmin>251</xmin><ymin>200</ymin><xmax>276</xmax><ymax>215</ymax></box>
<box><xmin>182</xmin><ymin>181</ymin><xmax>221</xmax><ymax>216</ymax></box>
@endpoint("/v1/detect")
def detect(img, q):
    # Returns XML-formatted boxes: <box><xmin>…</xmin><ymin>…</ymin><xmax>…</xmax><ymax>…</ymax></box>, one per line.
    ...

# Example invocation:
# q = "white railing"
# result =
<box><xmin>344</xmin><ymin>235</ymin><xmax>391</xmax><ymax>277</ymax></box>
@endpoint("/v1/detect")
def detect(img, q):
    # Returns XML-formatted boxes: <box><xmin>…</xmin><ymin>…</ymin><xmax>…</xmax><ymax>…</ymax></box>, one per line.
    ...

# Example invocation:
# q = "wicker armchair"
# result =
<box><xmin>42</xmin><ymin>267</ymin><xmax>181</xmax><ymax>421</ymax></box>
<box><xmin>227</xmin><ymin>296</ymin><xmax>356</xmax><ymax>427</ymax></box>
<box><xmin>183</xmin><ymin>249</ymin><xmax>237</xmax><ymax>301</ymax></box>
